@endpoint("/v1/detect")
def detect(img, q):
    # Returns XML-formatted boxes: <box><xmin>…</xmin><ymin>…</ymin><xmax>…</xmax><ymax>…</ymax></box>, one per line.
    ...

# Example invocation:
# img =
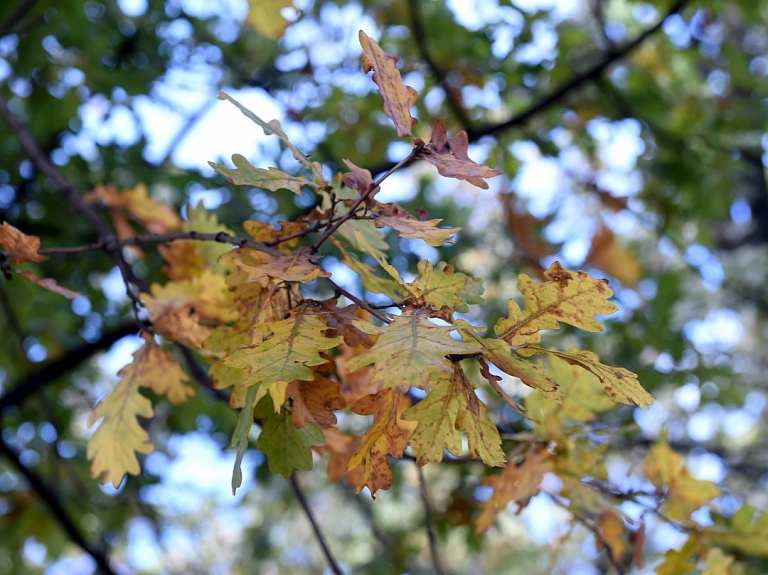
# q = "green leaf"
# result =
<box><xmin>345</xmin><ymin>309</ymin><xmax>481</xmax><ymax>391</ymax></box>
<box><xmin>209</xmin><ymin>154</ymin><xmax>315</xmax><ymax>194</ymax></box>
<box><xmin>231</xmin><ymin>386</ymin><xmax>258</xmax><ymax>495</ymax></box>
<box><xmin>255</xmin><ymin>396</ymin><xmax>325</xmax><ymax>478</ymax></box>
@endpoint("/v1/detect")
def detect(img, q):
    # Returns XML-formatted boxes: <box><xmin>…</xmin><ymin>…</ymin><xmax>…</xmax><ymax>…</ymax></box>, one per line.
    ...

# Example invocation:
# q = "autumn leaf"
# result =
<box><xmin>495</xmin><ymin>262</ymin><xmax>618</xmax><ymax>346</ymax></box>
<box><xmin>209</xmin><ymin>154</ymin><xmax>315</xmax><ymax>195</ymax></box>
<box><xmin>229</xmin><ymin>246</ymin><xmax>330</xmax><ymax>286</ymax></box>
<box><xmin>702</xmin><ymin>548</ymin><xmax>735</xmax><ymax>575</ymax></box>
<box><xmin>345</xmin><ymin>309</ymin><xmax>481</xmax><ymax>392</ymax></box>
<box><xmin>319</xmin><ymin>300</ymin><xmax>380</xmax><ymax>349</ymax></box>
<box><xmin>0</xmin><ymin>221</ymin><xmax>47</xmax><ymax>264</ymax></box>
<box><xmin>342</xmin><ymin>159</ymin><xmax>377</xmax><ymax>205</ymax></box>
<box><xmin>420</xmin><ymin>120</ymin><xmax>503</xmax><ymax>189</ymax></box>
<box><xmin>474</xmin><ymin>444</ymin><xmax>553</xmax><ymax>534</ymax></box>
<box><xmin>87</xmin><ymin>183</ymin><xmax>180</xmax><ymax>233</ymax></box>
<box><xmin>246</xmin><ymin>0</ymin><xmax>294</xmax><ymax>40</ymax></box>
<box><xmin>255</xmin><ymin>395</ymin><xmax>325</xmax><ymax>478</ymax></box>
<box><xmin>528</xmin><ymin>348</ymin><xmax>653</xmax><ymax>408</ymax></box>
<box><xmin>374</xmin><ymin>204</ymin><xmax>460</xmax><ymax>247</ymax></box>
<box><xmin>348</xmin><ymin>389</ymin><xmax>413</xmax><ymax>495</ymax></box>
<box><xmin>222</xmin><ymin>304</ymin><xmax>344</xmax><ymax>410</ymax></box>
<box><xmin>456</xmin><ymin>322</ymin><xmax>559</xmax><ymax>397</ymax></box>
<box><xmin>585</xmin><ymin>225</ymin><xmax>642</xmax><ymax>287</ymax></box>
<box><xmin>655</xmin><ymin>536</ymin><xmax>700</xmax><ymax>575</ymax></box>
<box><xmin>645</xmin><ymin>439</ymin><xmax>721</xmax><ymax>522</ymax></box>
<box><xmin>403</xmin><ymin>363</ymin><xmax>505</xmax><ymax>466</ymax></box>
<box><xmin>138</xmin><ymin>336</ymin><xmax>195</xmax><ymax>405</ymax></box>
<box><xmin>243</xmin><ymin>220</ymin><xmax>309</xmax><ymax>251</ymax></box>
<box><xmin>17</xmin><ymin>270</ymin><xmax>83</xmax><ymax>299</ymax></box>
<box><xmin>87</xmin><ymin>337</ymin><xmax>162</xmax><ymax>487</ymax></box>
<box><xmin>286</xmin><ymin>372</ymin><xmax>346</xmax><ymax>429</ymax></box>
<box><xmin>404</xmin><ymin>260</ymin><xmax>468</xmax><ymax>313</ymax></box>
<box><xmin>703</xmin><ymin>504</ymin><xmax>768</xmax><ymax>558</ymax></box>
<box><xmin>141</xmin><ymin>270</ymin><xmax>236</xmax><ymax>348</ymax></box>
<box><xmin>525</xmin><ymin>353</ymin><xmax>615</xmax><ymax>437</ymax></box>
<box><xmin>323</xmin><ymin>429</ymin><xmax>364</xmax><ymax>487</ymax></box>
<box><xmin>359</xmin><ymin>31</ymin><xmax>418</xmax><ymax>138</ymax></box>
<box><xmin>594</xmin><ymin>513</ymin><xmax>627</xmax><ymax>563</ymax></box>
<box><xmin>217</xmin><ymin>92</ymin><xmax>325</xmax><ymax>183</ymax></box>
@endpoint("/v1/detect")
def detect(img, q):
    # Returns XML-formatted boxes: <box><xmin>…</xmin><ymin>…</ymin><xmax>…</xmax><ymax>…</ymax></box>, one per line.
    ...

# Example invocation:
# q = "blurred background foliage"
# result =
<box><xmin>0</xmin><ymin>0</ymin><xmax>767</xmax><ymax>573</ymax></box>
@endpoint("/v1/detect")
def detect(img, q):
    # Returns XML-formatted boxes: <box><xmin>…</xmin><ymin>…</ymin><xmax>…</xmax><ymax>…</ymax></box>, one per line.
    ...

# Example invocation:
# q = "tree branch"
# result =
<box><xmin>0</xmin><ymin>322</ymin><xmax>140</xmax><ymax>412</ymax></box>
<box><xmin>0</xmin><ymin>437</ymin><xmax>120</xmax><ymax>575</ymax></box>
<box><xmin>289</xmin><ymin>473</ymin><xmax>345</xmax><ymax>575</ymax></box>
<box><xmin>416</xmin><ymin>464</ymin><xmax>446</xmax><ymax>575</ymax></box>
<box><xmin>0</xmin><ymin>0</ymin><xmax>40</xmax><ymax>39</ymax></box>
<box><xmin>408</xmin><ymin>0</ymin><xmax>472</xmax><ymax>131</ymax></box>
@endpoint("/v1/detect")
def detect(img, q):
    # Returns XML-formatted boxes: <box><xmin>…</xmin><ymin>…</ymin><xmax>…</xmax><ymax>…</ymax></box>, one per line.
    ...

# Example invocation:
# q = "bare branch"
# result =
<box><xmin>0</xmin><ymin>322</ymin><xmax>140</xmax><ymax>412</ymax></box>
<box><xmin>0</xmin><ymin>437</ymin><xmax>121</xmax><ymax>575</ymax></box>
<box><xmin>0</xmin><ymin>0</ymin><xmax>40</xmax><ymax>39</ymax></box>
<box><xmin>416</xmin><ymin>464</ymin><xmax>446</xmax><ymax>575</ymax></box>
<box><xmin>289</xmin><ymin>473</ymin><xmax>345</xmax><ymax>575</ymax></box>
<box><xmin>408</xmin><ymin>0</ymin><xmax>472</xmax><ymax>131</ymax></box>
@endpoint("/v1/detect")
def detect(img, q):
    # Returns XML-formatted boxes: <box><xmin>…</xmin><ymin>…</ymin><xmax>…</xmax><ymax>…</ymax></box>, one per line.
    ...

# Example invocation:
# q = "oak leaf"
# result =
<box><xmin>474</xmin><ymin>444</ymin><xmax>553</xmax><ymax>534</ymax></box>
<box><xmin>348</xmin><ymin>389</ymin><xmax>413</xmax><ymax>495</ymax></box>
<box><xmin>243</xmin><ymin>220</ymin><xmax>308</xmax><ymax>251</ymax></box>
<box><xmin>374</xmin><ymin>204</ymin><xmax>460</xmax><ymax>247</ymax></box>
<box><xmin>645</xmin><ymin>440</ymin><xmax>721</xmax><ymax>521</ymax></box>
<box><xmin>209</xmin><ymin>154</ymin><xmax>314</xmax><ymax>195</ymax></box>
<box><xmin>585</xmin><ymin>225</ymin><xmax>642</xmax><ymax>287</ymax></box>
<box><xmin>403</xmin><ymin>363</ymin><xmax>505</xmax><ymax>466</ymax></box>
<box><xmin>420</xmin><ymin>120</ymin><xmax>503</xmax><ymax>189</ymax></box>
<box><xmin>594</xmin><ymin>513</ymin><xmax>627</xmax><ymax>563</ymax></box>
<box><xmin>703</xmin><ymin>504</ymin><xmax>768</xmax><ymax>558</ymax></box>
<box><xmin>359</xmin><ymin>31</ymin><xmax>418</xmax><ymax>138</ymax></box>
<box><xmin>229</xmin><ymin>246</ymin><xmax>330</xmax><ymax>286</ymax></box>
<box><xmin>405</xmin><ymin>260</ymin><xmax>468</xmax><ymax>312</ymax></box>
<box><xmin>286</xmin><ymin>372</ymin><xmax>346</xmax><ymax>429</ymax></box>
<box><xmin>87</xmin><ymin>183</ymin><xmax>180</xmax><ymax>233</ymax></box>
<box><xmin>495</xmin><ymin>262</ymin><xmax>618</xmax><ymax>346</ymax></box>
<box><xmin>222</xmin><ymin>305</ymin><xmax>344</xmax><ymax>411</ymax></box>
<box><xmin>255</xmin><ymin>396</ymin><xmax>325</xmax><ymax>478</ymax></box>
<box><xmin>322</xmin><ymin>429</ymin><xmax>364</xmax><ymax>487</ymax></box>
<box><xmin>529</xmin><ymin>348</ymin><xmax>653</xmax><ymax>408</ymax></box>
<box><xmin>246</xmin><ymin>0</ymin><xmax>294</xmax><ymax>40</ymax></box>
<box><xmin>17</xmin><ymin>270</ymin><xmax>82</xmax><ymax>299</ymax></box>
<box><xmin>345</xmin><ymin>310</ymin><xmax>481</xmax><ymax>392</ymax></box>
<box><xmin>0</xmin><ymin>221</ymin><xmax>47</xmax><ymax>264</ymax></box>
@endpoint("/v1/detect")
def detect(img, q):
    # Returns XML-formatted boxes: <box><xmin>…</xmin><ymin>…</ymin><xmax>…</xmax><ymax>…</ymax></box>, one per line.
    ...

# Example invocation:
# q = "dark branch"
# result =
<box><xmin>416</xmin><ymin>464</ymin><xmax>446</xmax><ymax>575</ymax></box>
<box><xmin>289</xmin><ymin>474</ymin><xmax>345</xmax><ymax>575</ymax></box>
<box><xmin>0</xmin><ymin>322</ymin><xmax>139</xmax><ymax>412</ymax></box>
<box><xmin>408</xmin><ymin>0</ymin><xmax>472</xmax><ymax>131</ymax></box>
<box><xmin>0</xmin><ymin>437</ymin><xmax>120</xmax><ymax>575</ymax></box>
<box><xmin>0</xmin><ymin>0</ymin><xmax>40</xmax><ymax>39</ymax></box>
<box><xmin>467</xmin><ymin>0</ymin><xmax>688</xmax><ymax>140</ymax></box>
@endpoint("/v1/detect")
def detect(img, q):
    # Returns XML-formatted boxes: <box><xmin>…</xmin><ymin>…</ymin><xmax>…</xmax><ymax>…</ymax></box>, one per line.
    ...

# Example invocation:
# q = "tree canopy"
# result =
<box><xmin>1</xmin><ymin>0</ymin><xmax>767</xmax><ymax>574</ymax></box>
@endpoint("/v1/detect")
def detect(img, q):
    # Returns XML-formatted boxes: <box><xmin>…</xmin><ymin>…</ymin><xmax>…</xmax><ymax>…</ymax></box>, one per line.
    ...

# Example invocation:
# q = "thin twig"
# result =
<box><xmin>323</xmin><ymin>277</ymin><xmax>391</xmax><ymax>323</ymax></box>
<box><xmin>311</xmin><ymin>143</ymin><xmax>424</xmax><ymax>253</ymax></box>
<box><xmin>416</xmin><ymin>464</ymin><xmax>446</xmax><ymax>575</ymax></box>
<box><xmin>408</xmin><ymin>0</ymin><xmax>472</xmax><ymax>131</ymax></box>
<box><xmin>289</xmin><ymin>473</ymin><xmax>345</xmax><ymax>575</ymax></box>
<box><xmin>365</xmin><ymin>0</ymin><xmax>689</xmax><ymax>175</ymax></box>
<box><xmin>0</xmin><ymin>437</ymin><xmax>120</xmax><ymax>575</ymax></box>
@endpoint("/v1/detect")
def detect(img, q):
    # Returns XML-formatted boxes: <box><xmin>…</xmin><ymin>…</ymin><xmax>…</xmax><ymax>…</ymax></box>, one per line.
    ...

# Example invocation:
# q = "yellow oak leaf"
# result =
<box><xmin>702</xmin><ymin>548</ymin><xmax>735</xmax><ymax>575</ymax></box>
<box><xmin>655</xmin><ymin>536</ymin><xmax>700</xmax><ymax>575</ymax></box>
<box><xmin>243</xmin><ymin>220</ymin><xmax>307</xmax><ymax>251</ymax></box>
<box><xmin>137</xmin><ymin>335</ymin><xmax>195</xmax><ymax>405</ymax></box>
<box><xmin>404</xmin><ymin>260</ymin><xmax>468</xmax><ymax>312</ymax></box>
<box><xmin>229</xmin><ymin>246</ymin><xmax>330</xmax><ymax>287</ymax></box>
<box><xmin>373</xmin><ymin>204</ymin><xmax>460</xmax><ymax>247</ymax></box>
<box><xmin>334</xmin><ymin>239</ymin><xmax>401</xmax><ymax>298</ymax></box>
<box><xmin>525</xmin><ymin>353</ymin><xmax>615</xmax><ymax>437</ymax></box>
<box><xmin>495</xmin><ymin>261</ymin><xmax>618</xmax><ymax>346</ymax></box>
<box><xmin>141</xmin><ymin>270</ymin><xmax>236</xmax><ymax>348</ymax></box>
<box><xmin>359</xmin><ymin>31</ymin><xmax>418</xmax><ymax>138</ymax></box>
<box><xmin>345</xmin><ymin>309</ymin><xmax>482</xmax><ymax>392</ymax></box>
<box><xmin>474</xmin><ymin>444</ymin><xmax>553</xmax><ymax>534</ymax></box>
<box><xmin>87</xmin><ymin>183</ymin><xmax>180</xmax><ymax>233</ymax></box>
<box><xmin>86</xmin><ymin>337</ymin><xmax>174</xmax><ymax>487</ymax></box>
<box><xmin>348</xmin><ymin>389</ymin><xmax>413</xmax><ymax>496</ymax></box>
<box><xmin>403</xmin><ymin>363</ymin><xmax>505</xmax><ymax>466</ymax></box>
<box><xmin>531</xmin><ymin>348</ymin><xmax>654</xmax><ymax>408</ymax></box>
<box><xmin>222</xmin><ymin>304</ymin><xmax>344</xmax><ymax>411</ymax></box>
<box><xmin>322</xmin><ymin>429</ymin><xmax>364</xmax><ymax>487</ymax></box>
<box><xmin>158</xmin><ymin>240</ymin><xmax>208</xmax><ymax>281</ymax></box>
<box><xmin>645</xmin><ymin>440</ymin><xmax>721</xmax><ymax>522</ymax></box>
<box><xmin>0</xmin><ymin>221</ymin><xmax>47</xmax><ymax>264</ymax></box>
<box><xmin>209</xmin><ymin>154</ymin><xmax>314</xmax><ymax>194</ymax></box>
